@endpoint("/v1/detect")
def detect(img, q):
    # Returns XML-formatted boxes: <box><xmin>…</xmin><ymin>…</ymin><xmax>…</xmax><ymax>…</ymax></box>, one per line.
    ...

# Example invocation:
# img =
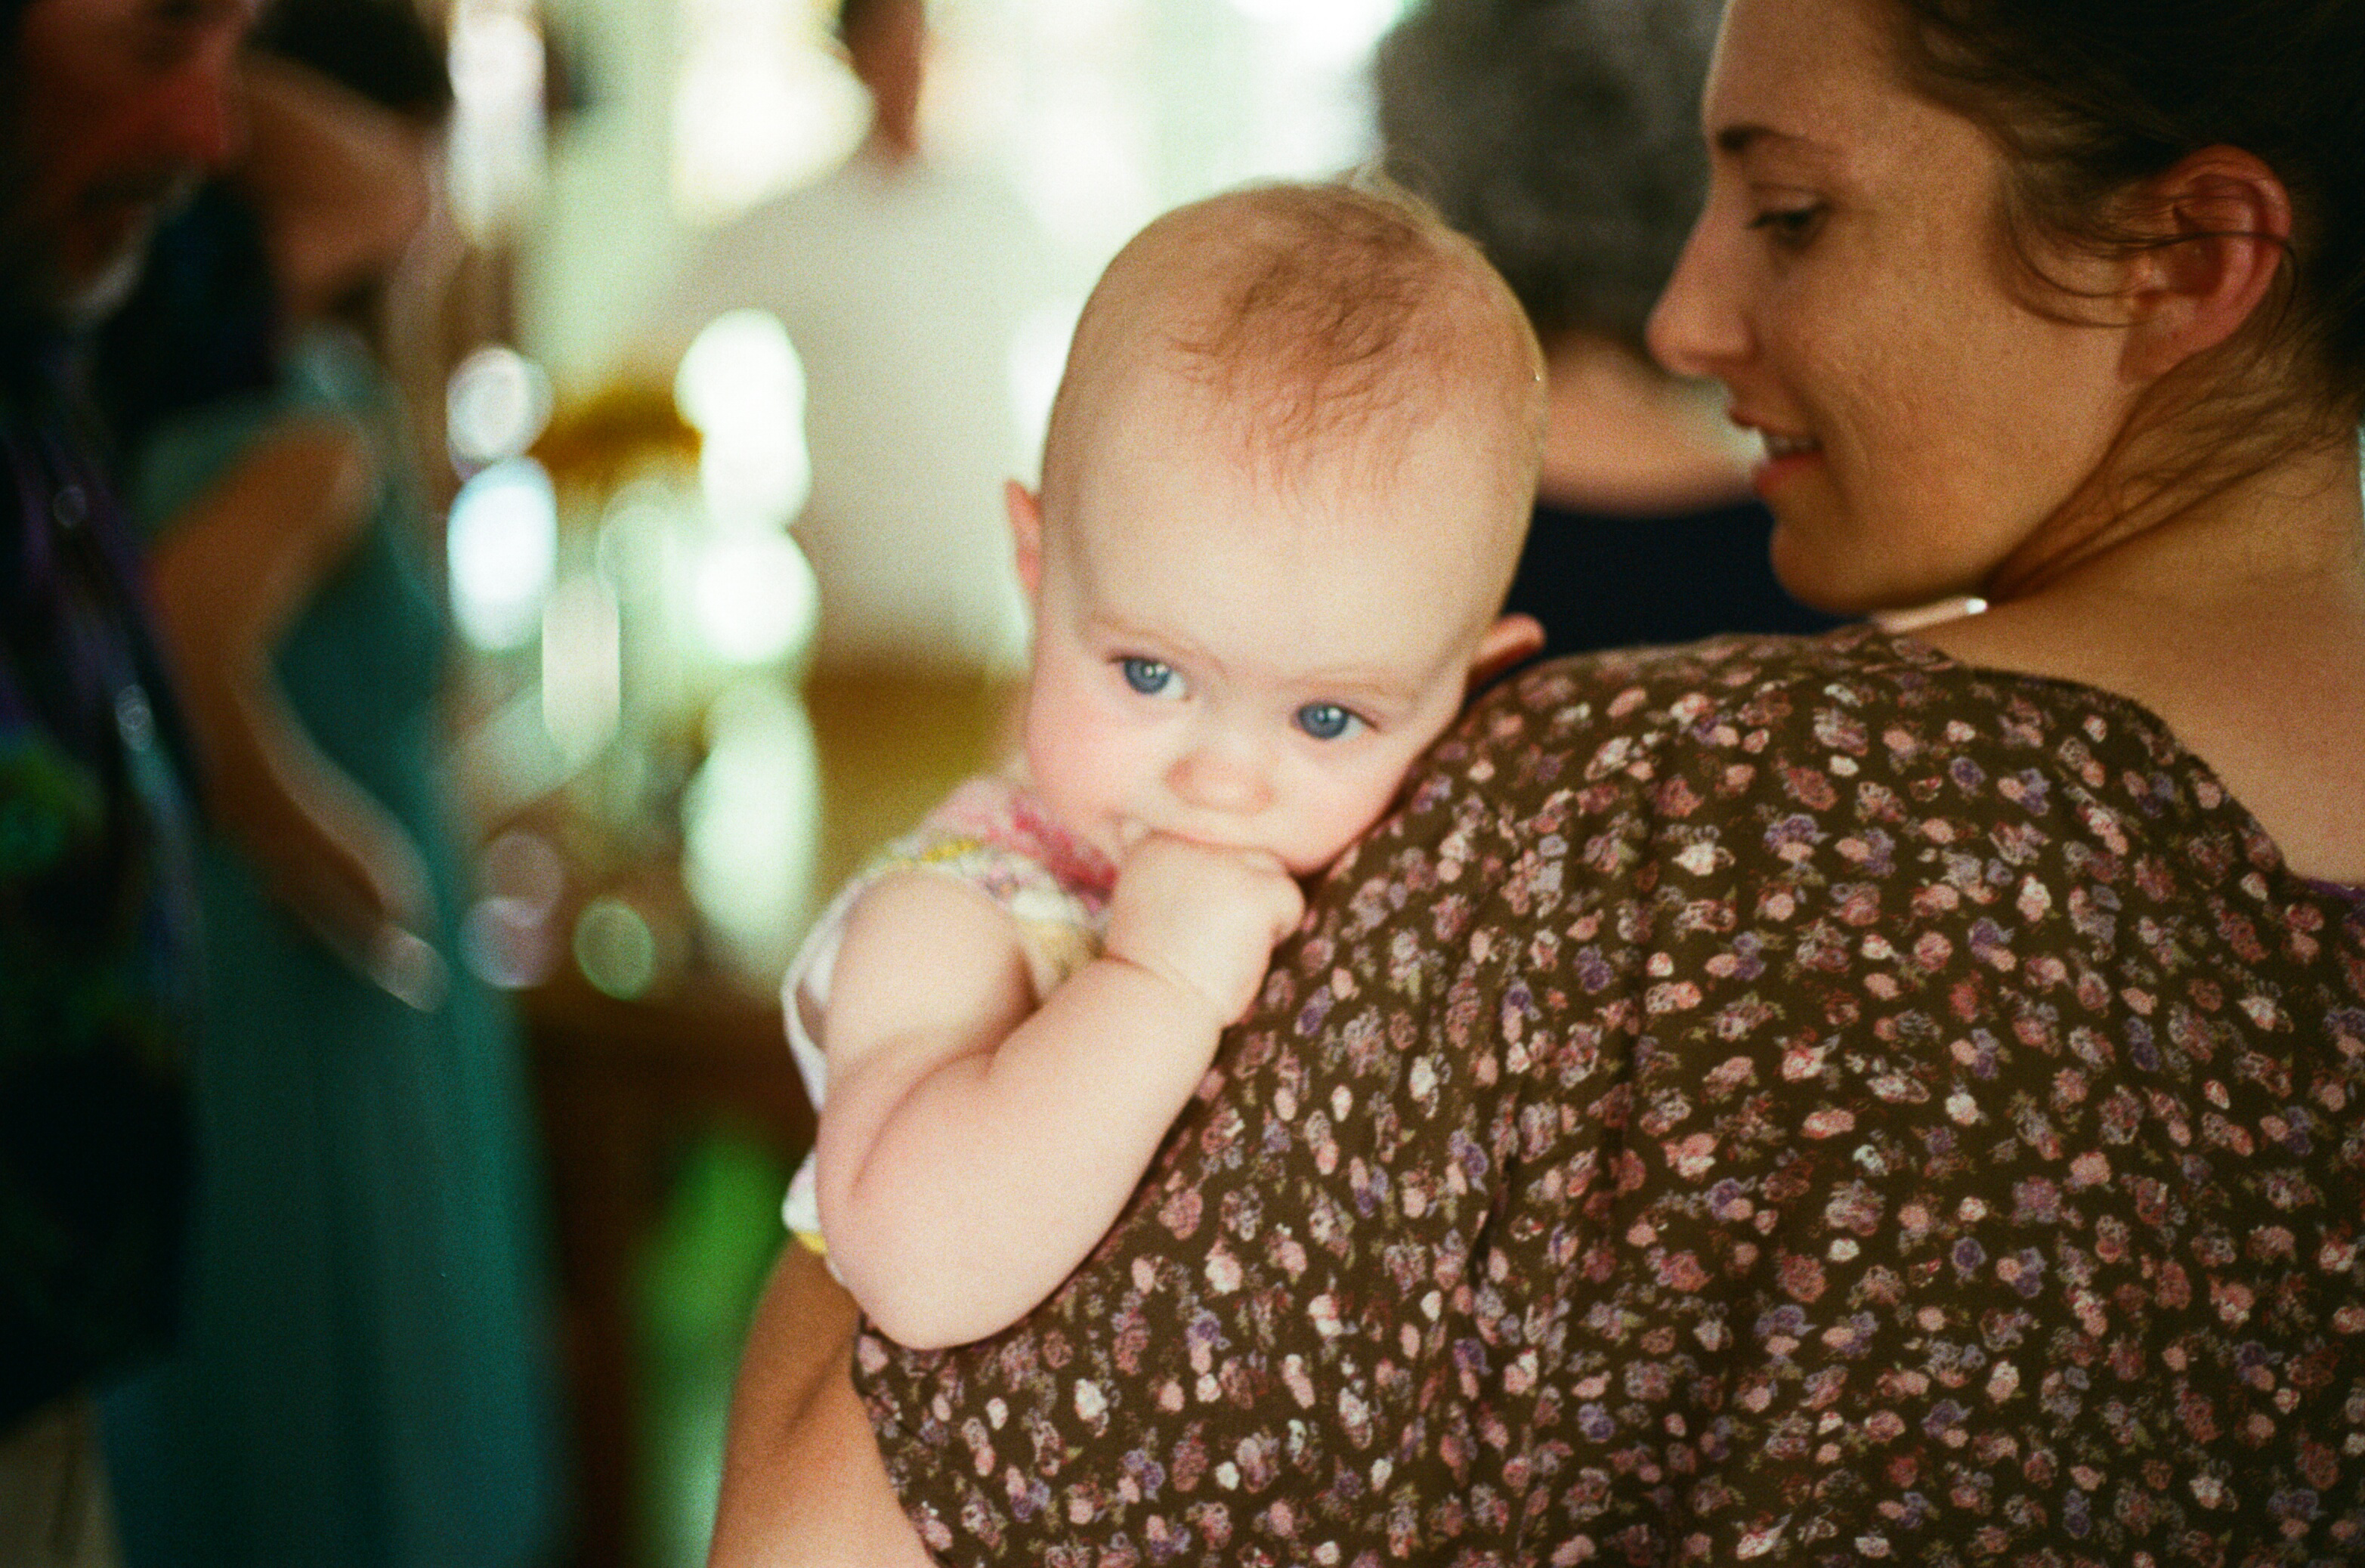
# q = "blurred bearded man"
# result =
<box><xmin>0</xmin><ymin>0</ymin><xmax>253</xmax><ymax>1560</ymax></box>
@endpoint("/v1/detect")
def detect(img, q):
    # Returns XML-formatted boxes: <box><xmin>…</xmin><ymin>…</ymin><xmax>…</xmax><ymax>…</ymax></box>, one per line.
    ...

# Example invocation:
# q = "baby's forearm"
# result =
<box><xmin>818</xmin><ymin>955</ymin><xmax>1225</xmax><ymax>1349</ymax></box>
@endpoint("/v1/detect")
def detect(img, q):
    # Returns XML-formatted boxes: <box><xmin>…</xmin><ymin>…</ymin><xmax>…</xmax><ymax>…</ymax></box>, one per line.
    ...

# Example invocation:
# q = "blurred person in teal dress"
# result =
<box><xmin>89</xmin><ymin>3</ymin><xmax>562</xmax><ymax>1562</ymax></box>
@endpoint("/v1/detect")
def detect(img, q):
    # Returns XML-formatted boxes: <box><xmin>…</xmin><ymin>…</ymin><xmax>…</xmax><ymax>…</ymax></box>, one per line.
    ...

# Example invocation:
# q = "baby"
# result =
<box><xmin>784</xmin><ymin>181</ymin><xmax>1547</xmax><ymax>1349</ymax></box>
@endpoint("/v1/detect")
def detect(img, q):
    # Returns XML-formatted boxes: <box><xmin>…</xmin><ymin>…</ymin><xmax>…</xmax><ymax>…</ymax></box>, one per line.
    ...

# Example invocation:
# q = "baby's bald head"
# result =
<box><xmin>1039</xmin><ymin>182</ymin><xmax>1545</xmax><ymax>598</ymax></box>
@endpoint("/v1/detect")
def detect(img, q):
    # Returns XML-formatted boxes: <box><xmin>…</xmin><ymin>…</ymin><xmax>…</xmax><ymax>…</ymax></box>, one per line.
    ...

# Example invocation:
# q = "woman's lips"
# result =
<box><xmin>1750</xmin><ymin>430</ymin><xmax>1824</xmax><ymax>494</ymax></box>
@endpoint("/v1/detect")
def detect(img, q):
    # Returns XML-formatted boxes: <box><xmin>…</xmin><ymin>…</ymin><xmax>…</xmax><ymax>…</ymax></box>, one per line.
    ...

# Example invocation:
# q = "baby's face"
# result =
<box><xmin>1018</xmin><ymin>394</ymin><xmax>1530</xmax><ymax>878</ymax></box>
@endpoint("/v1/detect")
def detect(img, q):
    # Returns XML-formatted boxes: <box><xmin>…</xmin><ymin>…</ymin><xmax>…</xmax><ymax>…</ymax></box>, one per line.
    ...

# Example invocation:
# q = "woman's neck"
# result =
<box><xmin>1536</xmin><ymin>333</ymin><xmax>1754</xmax><ymax>515</ymax></box>
<box><xmin>1937</xmin><ymin>424</ymin><xmax>2364</xmax><ymax>660</ymax></box>
<box><xmin>1916</xmin><ymin>428</ymin><xmax>2365</xmax><ymax>880</ymax></box>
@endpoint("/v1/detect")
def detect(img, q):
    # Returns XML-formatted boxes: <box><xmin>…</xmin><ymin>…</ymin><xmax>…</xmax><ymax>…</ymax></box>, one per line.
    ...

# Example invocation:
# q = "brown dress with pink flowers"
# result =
<box><xmin>855</xmin><ymin>627</ymin><xmax>2365</xmax><ymax>1568</ymax></box>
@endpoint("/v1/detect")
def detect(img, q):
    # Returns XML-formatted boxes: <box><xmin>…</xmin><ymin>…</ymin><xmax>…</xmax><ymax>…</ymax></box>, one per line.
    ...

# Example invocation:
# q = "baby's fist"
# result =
<box><xmin>1104</xmin><ymin>835</ymin><xmax>1304</xmax><ymax>1025</ymax></box>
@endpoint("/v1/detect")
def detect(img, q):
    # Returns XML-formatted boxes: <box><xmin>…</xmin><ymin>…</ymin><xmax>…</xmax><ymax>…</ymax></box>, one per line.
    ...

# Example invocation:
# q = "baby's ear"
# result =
<box><xmin>1465</xmin><ymin>613</ymin><xmax>1545</xmax><ymax>693</ymax></box>
<box><xmin>1006</xmin><ymin>480</ymin><xmax>1044</xmax><ymax>595</ymax></box>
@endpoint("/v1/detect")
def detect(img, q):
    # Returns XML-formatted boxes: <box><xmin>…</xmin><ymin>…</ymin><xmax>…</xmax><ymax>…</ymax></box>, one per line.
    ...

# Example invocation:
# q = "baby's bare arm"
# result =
<box><xmin>816</xmin><ymin>845</ymin><xmax>1301</xmax><ymax>1350</ymax></box>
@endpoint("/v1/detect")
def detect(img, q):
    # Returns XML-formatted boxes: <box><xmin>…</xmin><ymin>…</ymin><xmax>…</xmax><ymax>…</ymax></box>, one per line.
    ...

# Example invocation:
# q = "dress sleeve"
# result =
<box><xmin>855</xmin><ymin>633</ymin><xmax>2365</xmax><ymax>1565</ymax></box>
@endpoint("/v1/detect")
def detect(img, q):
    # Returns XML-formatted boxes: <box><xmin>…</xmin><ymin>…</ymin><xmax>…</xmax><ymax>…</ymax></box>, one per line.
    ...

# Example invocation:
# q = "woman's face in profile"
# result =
<box><xmin>1647</xmin><ymin>0</ymin><xmax>2146</xmax><ymax>617</ymax></box>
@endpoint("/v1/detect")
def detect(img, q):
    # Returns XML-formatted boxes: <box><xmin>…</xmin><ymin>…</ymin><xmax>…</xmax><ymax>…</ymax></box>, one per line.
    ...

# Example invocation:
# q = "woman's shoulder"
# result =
<box><xmin>122</xmin><ymin>391</ymin><xmax>287</xmax><ymax>537</ymax></box>
<box><xmin>1377</xmin><ymin>624</ymin><xmax>2360</xmax><ymax>932</ymax></box>
<box><xmin>1479</xmin><ymin>623</ymin><xmax>1981</xmax><ymax>735</ymax></box>
<box><xmin>125</xmin><ymin>332</ymin><xmax>380</xmax><ymax>540</ymax></box>
<box><xmin>278</xmin><ymin>323</ymin><xmax>387</xmax><ymax>418</ymax></box>
<box><xmin>1456</xmin><ymin>622</ymin><xmax>2203</xmax><ymax>787</ymax></box>
<box><xmin>1421</xmin><ymin>625</ymin><xmax>1967</xmax><ymax>806</ymax></box>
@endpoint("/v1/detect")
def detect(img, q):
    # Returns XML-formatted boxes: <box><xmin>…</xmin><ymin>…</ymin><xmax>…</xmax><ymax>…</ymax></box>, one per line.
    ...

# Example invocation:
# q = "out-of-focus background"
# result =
<box><xmin>407</xmin><ymin>2</ymin><xmax>1404</xmax><ymax>1561</ymax></box>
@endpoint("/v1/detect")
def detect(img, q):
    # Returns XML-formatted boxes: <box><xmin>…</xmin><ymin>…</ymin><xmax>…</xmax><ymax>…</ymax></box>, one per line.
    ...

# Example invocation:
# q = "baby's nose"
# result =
<box><xmin>1167</xmin><ymin>738</ymin><xmax>1273</xmax><ymax>815</ymax></box>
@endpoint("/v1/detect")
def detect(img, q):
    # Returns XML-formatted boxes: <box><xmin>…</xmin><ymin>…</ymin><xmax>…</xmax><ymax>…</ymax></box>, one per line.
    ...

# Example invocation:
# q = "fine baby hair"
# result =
<box><xmin>1040</xmin><ymin>178</ymin><xmax>1546</xmax><ymax>518</ymax></box>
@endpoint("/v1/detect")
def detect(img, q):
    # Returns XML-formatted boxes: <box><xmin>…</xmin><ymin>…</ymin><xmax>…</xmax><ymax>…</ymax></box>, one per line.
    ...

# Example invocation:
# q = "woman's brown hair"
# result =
<box><xmin>1888</xmin><ymin>0</ymin><xmax>2364</xmax><ymax>431</ymax></box>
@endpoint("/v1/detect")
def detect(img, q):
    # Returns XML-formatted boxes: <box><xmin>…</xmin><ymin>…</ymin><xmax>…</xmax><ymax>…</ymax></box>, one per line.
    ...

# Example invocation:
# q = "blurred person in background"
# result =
<box><xmin>1376</xmin><ymin>0</ymin><xmax>1840</xmax><ymax>656</ymax></box>
<box><xmin>0</xmin><ymin>0</ymin><xmax>252</xmax><ymax>1558</ymax></box>
<box><xmin>645</xmin><ymin>0</ymin><xmax>1065</xmax><ymax>961</ymax></box>
<box><xmin>642</xmin><ymin>0</ymin><xmax>1053</xmax><ymax>677</ymax></box>
<box><xmin>88</xmin><ymin>3</ymin><xmax>562</xmax><ymax>1563</ymax></box>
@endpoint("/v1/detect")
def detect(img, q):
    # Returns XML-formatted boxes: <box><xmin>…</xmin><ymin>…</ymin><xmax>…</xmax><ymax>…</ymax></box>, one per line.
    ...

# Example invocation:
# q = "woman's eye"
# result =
<box><xmin>1294</xmin><ymin>702</ymin><xmax>1363</xmax><ymax>741</ymax></box>
<box><xmin>1748</xmin><ymin>203</ymin><xmax>1826</xmax><ymax>248</ymax></box>
<box><xmin>1119</xmin><ymin>657</ymin><xmax>1180</xmax><ymax>697</ymax></box>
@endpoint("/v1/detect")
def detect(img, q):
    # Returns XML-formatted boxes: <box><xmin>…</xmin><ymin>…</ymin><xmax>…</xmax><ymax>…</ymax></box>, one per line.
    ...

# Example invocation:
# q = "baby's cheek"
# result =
<box><xmin>1034</xmin><ymin>707</ymin><xmax>1155</xmax><ymax>840</ymax></box>
<box><xmin>1023</xmin><ymin>717</ymin><xmax>1092</xmax><ymax>813</ymax></box>
<box><xmin>1287</xmin><ymin>770</ymin><xmax>1410</xmax><ymax>875</ymax></box>
<box><xmin>1032</xmin><ymin>730</ymin><xmax>1105</xmax><ymax>815</ymax></box>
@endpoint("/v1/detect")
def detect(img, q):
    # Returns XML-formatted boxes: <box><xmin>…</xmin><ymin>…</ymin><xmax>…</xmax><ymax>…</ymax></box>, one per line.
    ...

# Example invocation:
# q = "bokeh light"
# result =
<box><xmin>448</xmin><ymin>457</ymin><xmax>560</xmax><ymax>650</ymax></box>
<box><xmin>689</xmin><ymin>533</ymin><xmax>818</xmax><ymax>666</ymax></box>
<box><xmin>542</xmin><ymin>575</ymin><xmax>623</xmax><ymax>763</ymax></box>
<box><xmin>484</xmin><ymin>828</ymin><xmax>567</xmax><ymax>915</ymax></box>
<box><xmin>446</xmin><ymin>0</ymin><xmax>546</xmax><ymax>238</ymax></box>
<box><xmin>462</xmin><ymin>833</ymin><xmax>566</xmax><ymax>991</ymax></box>
<box><xmin>448</xmin><ymin>345</ymin><xmax>555</xmax><ymax>469</ymax></box>
<box><xmin>463</xmin><ymin>899</ymin><xmax>556</xmax><ymax>990</ymax></box>
<box><xmin>573</xmin><ymin>896</ymin><xmax>660</xmax><ymax>999</ymax></box>
<box><xmin>673</xmin><ymin>310</ymin><xmax>811</xmax><ymax>530</ymax></box>
<box><xmin>596</xmin><ymin>486</ymin><xmax>680</xmax><ymax>602</ymax></box>
<box><xmin>682</xmin><ymin>679</ymin><xmax>820</xmax><ymax>988</ymax></box>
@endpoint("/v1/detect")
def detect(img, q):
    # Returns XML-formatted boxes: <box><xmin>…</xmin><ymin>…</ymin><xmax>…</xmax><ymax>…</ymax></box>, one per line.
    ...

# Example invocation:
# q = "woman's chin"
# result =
<box><xmin>1766</xmin><ymin>512</ymin><xmax>1986</xmax><ymax>623</ymax></box>
<box><xmin>1763</xmin><ymin>518</ymin><xmax>1874</xmax><ymax>617</ymax></box>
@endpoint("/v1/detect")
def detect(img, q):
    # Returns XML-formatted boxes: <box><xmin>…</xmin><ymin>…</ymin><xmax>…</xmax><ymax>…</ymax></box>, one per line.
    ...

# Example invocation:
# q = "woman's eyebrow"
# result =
<box><xmin>1712</xmin><ymin>121</ymin><xmax>1848</xmax><ymax>181</ymax></box>
<box><xmin>1714</xmin><ymin>122</ymin><xmax>1806</xmax><ymax>156</ymax></box>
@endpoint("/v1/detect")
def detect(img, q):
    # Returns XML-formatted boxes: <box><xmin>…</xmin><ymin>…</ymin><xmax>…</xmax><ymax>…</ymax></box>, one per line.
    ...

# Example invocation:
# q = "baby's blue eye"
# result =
<box><xmin>1120</xmin><ymin>657</ymin><xmax>1179</xmax><ymax>697</ymax></box>
<box><xmin>1295</xmin><ymin>702</ymin><xmax>1362</xmax><ymax>741</ymax></box>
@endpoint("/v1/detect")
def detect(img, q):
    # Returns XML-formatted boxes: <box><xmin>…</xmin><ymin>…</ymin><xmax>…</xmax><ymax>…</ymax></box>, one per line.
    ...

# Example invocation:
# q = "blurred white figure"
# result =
<box><xmin>646</xmin><ymin>0</ymin><xmax>1053</xmax><ymax>675</ymax></box>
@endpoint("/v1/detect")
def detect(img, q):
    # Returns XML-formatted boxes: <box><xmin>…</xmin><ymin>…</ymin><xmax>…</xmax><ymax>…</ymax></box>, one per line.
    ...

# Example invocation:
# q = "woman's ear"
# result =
<box><xmin>1006</xmin><ymin>480</ymin><xmax>1043</xmax><ymax>596</ymax></box>
<box><xmin>1465</xmin><ymin>613</ymin><xmax>1546</xmax><ymax>693</ymax></box>
<box><xmin>2118</xmin><ymin>145</ymin><xmax>2293</xmax><ymax>380</ymax></box>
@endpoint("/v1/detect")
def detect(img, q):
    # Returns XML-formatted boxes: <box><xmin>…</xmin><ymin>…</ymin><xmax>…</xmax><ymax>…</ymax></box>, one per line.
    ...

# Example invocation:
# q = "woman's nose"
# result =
<box><xmin>1646</xmin><ymin>214</ymin><xmax>1752</xmax><ymax>380</ymax></box>
<box><xmin>1166</xmin><ymin>735</ymin><xmax>1273</xmax><ymax>816</ymax></box>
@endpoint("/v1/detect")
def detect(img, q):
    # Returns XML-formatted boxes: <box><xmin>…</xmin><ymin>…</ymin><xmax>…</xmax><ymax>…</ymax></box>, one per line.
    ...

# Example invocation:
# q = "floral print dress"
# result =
<box><xmin>855</xmin><ymin>628</ymin><xmax>2365</xmax><ymax>1567</ymax></box>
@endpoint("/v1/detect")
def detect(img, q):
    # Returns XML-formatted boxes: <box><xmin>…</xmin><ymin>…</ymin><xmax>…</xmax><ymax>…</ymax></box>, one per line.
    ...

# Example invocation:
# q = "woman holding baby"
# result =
<box><xmin>713</xmin><ymin>0</ymin><xmax>2365</xmax><ymax>1560</ymax></box>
